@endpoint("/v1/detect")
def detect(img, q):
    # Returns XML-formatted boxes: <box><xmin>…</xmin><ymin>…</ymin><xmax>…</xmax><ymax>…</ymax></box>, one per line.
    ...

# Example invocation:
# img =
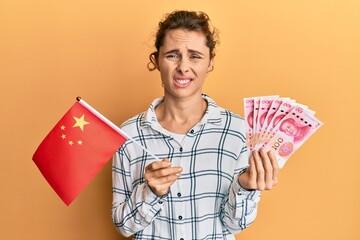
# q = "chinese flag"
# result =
<box><xmin>33</xmin><ymin>99</ymin><xmax>127</xmax><ymax>205</ymax></box>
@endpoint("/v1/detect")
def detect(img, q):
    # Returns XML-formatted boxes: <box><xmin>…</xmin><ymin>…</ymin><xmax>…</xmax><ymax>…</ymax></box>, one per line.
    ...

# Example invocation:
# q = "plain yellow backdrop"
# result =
<box><xmin>1</xmin><ymin>0</ymin><xmax>359</xmax><ymax>239</ymax></box>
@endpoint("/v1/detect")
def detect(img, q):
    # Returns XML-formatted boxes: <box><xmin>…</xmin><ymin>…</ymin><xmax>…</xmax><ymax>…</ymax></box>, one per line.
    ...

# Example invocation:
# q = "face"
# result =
<box><xmin>156</xmin><ymin>29</ymin><xmax>214</xmax><ymax>99</ymax></box>
<box><xmin>281</xmin><ymin>121</ymin><xmax>298</xmax><ymax>136</ymax></box>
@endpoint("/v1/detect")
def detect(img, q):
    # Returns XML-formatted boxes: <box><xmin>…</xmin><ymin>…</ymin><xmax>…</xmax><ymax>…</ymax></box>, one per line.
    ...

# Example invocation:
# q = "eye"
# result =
<box><xmin>165</xmin><ymin>54</ymin><xmax>180</xmax><ymax>60</ymax></box>
<box><xmin>190</xmin><ymin>55</ymin><xmax>202</xmax><ymax>60</ymax></box>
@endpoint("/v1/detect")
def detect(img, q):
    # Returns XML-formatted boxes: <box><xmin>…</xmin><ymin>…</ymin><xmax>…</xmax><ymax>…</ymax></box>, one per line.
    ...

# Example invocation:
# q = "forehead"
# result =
<box><xmin>161</xmin><ymin>29</ymin><xmax>208</xmax><ymax>51</ymax></box>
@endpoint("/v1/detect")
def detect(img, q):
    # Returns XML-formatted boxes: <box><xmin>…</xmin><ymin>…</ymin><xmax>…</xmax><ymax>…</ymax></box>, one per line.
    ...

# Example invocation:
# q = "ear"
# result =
<box><xmin>207</xmin><ymin>58</ymin><xmax>214</xmax><ymax>72</ymax></box>
<box><xmin>155</xmin><ymin>57</ymin><xmax>160</xmax><ymax>71</ymax></box>
<box><xmin>153</xmin><ymin>52</ymin><xmax>161</xmax><ymax>71</ymax></box>
<box><xmin>149</xmin><ymin>52</ymin><xmax>160</xmax><ymax>71</ymax></box>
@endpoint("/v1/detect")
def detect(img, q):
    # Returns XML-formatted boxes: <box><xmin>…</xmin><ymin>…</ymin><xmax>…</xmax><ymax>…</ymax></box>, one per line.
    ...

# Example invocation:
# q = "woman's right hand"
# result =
<box><xmin>144</xmin><ymin>158</ymin><xmax>183</xmax><ymax>196</ymax></box>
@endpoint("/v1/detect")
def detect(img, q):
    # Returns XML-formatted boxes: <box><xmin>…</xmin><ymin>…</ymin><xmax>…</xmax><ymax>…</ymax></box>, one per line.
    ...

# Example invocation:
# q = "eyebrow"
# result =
<box><xmin>164</xmin><ymin>49</ymin><xmax>205</xmax><ymax>55</ymax></box>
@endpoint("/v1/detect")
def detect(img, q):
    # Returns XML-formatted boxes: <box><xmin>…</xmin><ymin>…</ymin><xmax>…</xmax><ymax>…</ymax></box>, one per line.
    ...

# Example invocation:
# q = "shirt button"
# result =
<box><xmin>177</xmin><ymin>192</ymin><xmax>181</xmax><ymax>197</ymax></box>
<box><xmin>178</xmin><ymin>215</ymin><xmax>183</xmax><ymax>220</ymax></box>
<box><xmin>179</xmin><ymin>147</ymin><xmax>183</xmax><ymax>152</ymax></box>
<box><xmin>180</xmin><ymin>238</ymin><xmax>184</xmax><ymax>240</ymax></box>
<box><xmin>190</xmin><ymin>129</ymin><xmax>194</xmax><ymax>134</ymax></box>
<box><xmin>158</xmin><ymin>200</ymin><xmax>163</xmax><ymax>204</ymax></box>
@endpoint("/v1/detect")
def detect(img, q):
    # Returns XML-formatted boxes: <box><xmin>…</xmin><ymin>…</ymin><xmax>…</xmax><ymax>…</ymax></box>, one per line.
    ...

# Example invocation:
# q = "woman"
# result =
<box><xmin>112</xmin><ymin>11</ymin><xmax>279</xmax><ymax>240</ymax></box>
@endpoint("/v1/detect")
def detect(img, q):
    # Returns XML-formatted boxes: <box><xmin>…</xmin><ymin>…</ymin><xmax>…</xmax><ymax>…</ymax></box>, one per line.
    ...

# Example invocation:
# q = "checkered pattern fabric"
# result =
<box><xmin>112</xmin><ymin>94</ymin><xmax>260</xmax><ymax>240</ymax></box>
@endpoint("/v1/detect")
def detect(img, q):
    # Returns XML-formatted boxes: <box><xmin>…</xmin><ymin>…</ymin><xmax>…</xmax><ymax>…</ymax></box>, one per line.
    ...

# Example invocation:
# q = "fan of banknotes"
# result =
<box><xmin>244</xmin><ymin>96</ymin><xmax>323</xmax><ymax>168</ymax></box>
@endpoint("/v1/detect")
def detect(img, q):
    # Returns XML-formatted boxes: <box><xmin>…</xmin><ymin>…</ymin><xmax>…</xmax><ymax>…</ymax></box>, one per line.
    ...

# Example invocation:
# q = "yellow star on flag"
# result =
<box><xmin>73</xmin><ymin>114</ymin><xmax>90</xmax><ymax>131</ymax></box>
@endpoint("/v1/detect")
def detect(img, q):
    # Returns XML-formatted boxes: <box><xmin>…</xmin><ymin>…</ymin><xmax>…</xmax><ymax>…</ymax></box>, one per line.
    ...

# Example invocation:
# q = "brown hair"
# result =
<box><xmin>147</xmin><ymin>10</ymin><xmax>219</xmax><ymax>71</ymax></box>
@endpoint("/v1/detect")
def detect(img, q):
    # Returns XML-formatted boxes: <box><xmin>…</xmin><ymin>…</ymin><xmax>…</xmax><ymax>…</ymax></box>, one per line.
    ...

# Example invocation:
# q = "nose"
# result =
<box><xmin>177</xmin><ymin>58</ymin><xmax>190</xmax><ymax>74</ymax></box>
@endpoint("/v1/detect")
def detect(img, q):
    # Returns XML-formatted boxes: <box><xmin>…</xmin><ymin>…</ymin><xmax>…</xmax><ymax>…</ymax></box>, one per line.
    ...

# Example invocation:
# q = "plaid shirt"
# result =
<box><xmin>112</xmin><ymin>94</ymin><xmax>261</xmax><ymax>240</ymax></box>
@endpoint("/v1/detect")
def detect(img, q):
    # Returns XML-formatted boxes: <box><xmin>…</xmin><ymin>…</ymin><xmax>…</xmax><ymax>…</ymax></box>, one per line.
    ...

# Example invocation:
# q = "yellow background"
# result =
<box><xmin>1</xmin><ymin>0</ymin><xmax>359</xmax><ymax>239</ymax></box>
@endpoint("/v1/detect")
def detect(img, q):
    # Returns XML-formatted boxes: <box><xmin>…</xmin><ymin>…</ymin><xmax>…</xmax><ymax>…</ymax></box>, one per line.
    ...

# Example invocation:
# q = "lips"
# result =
<box><xmin>174</xmin><ymin>77</ymin><xmax>192</xmax><ymax>88</ymax></box>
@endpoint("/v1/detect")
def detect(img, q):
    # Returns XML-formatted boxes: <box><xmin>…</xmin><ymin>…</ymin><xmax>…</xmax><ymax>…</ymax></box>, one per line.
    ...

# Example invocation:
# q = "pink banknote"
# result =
<box><xmin>244</xmin><ymin>97</ymin><xmax>255</xmax><ymax>150</ymax></box>
<box><xmin>244</xmin><ymin>95</ymin><xmax>323</xmax><ymax>168</ymax></box>
<box><xmin>259</xmin><ymin>99</ymin><xmax>297</xmax><ymax>148</ymax></box>
<box><xmin>244</xmin><ymin>96</ymin><xmax>278</xmax><ymax>150</ymax></box>
<box><xmin>252</xmin><ymin>97</ymin><xmax>261</xmax><ymax>147</ymax></box>
<box><xmin>262</xmin><ymin>106</ymin><xmax>323</xmax><ymax>168</ymax></box>
<box><xmin>255</xmin><ymin>96</ymin><xmax>279</xmax><ymax>146</ymax></box>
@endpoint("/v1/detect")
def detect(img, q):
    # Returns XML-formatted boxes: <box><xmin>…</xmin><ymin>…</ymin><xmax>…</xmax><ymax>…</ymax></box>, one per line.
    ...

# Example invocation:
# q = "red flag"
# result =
<box><xmin>33</xmin><ymin>98</ymin><xmax>127</xmax><ymax>205</ymax></box>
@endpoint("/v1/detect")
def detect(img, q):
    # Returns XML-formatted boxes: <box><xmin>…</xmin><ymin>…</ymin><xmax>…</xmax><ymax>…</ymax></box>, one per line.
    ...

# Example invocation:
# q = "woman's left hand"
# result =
<box><xmin>238</xmin><ymin>149</ymin><xmax>280</xmax><ymax>191</ymax></box>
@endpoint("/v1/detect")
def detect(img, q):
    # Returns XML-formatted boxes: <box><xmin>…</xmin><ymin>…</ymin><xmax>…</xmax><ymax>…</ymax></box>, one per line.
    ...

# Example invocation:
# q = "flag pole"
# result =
<box><xmin>76</xmin><ymin>97</ymin><xmax>161</xmax><ymax>161</ymax></box>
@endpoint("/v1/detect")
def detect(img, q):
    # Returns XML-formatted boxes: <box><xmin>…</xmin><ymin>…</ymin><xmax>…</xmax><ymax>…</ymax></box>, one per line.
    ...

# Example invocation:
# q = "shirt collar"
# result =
<box><xmin>141</xmin><ymin>93</ymin><xmax>222</xmax><ymax>129</ymax></box>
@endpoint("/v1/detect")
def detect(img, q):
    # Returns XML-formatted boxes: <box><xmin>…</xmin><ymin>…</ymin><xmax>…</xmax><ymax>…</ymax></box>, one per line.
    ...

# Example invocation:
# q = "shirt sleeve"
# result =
<box><xmin>220</xmin><ymin>145</ymin><xmax>261</xmax><ymax>233</ymax></box>
<box><xmin>111</xmin><ymin>146</ymin><xmax>167</xmax><ymax>237</ymax></box>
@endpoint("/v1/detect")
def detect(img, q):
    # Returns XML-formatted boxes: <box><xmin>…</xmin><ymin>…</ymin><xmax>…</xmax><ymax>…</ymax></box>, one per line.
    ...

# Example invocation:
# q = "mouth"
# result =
<box><xmin>174</xmin><ymin>77</ymin><xmax>192</xmax><ymax>88</ymax></box>
<box><xmin>286</xmin><ymin>128</ymin><xmax>295</xmax><ymax>135</ymax></box>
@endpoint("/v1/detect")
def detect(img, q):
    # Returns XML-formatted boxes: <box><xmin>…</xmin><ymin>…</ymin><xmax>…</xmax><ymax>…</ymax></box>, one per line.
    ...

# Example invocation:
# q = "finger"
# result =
<box><xmin>247</xmin><ymin>154</ymin><xmax>257</xmax><ymax>188</ymax></box>
<box><xmin>253</xmin><ymin>150</ymin><xmax>265</xmax><ymax>190</ymax></box>
<box><xmin>146</xmin><ymin>158</ymin><xmax>172</xmax><ymax>171</ymax></box>
<box><xmin>268</xmin><ymin>150</ymin><xmax>279</xmax><ymax>185</ymax></box>
<box><xmin>158</xmin><ymin>166</ymin><xmax>183</xmax><ymax>178</ymax></box>
<box><xmin>150</xmin><ymin>171</ymin><xmax>182</xmax><ymax>185</ymax></box>
<box><xmin>248</xmin><ymin>153</ymin><xmax>257</xmax><ymax>173</ymax></box>
<box><xmin>147</xmin><ymin>171</ymin><xmax>182</xmax><ymax>196</ymax></box>
<box><xmin>145</xmin><ymin>166</ymin><xmax>182</xmax><ymax>181</ymax></box>
<box><xmin>259</xmin><ymin>148</ymin><xmax>274</xmax><ymax>189</ymax></box>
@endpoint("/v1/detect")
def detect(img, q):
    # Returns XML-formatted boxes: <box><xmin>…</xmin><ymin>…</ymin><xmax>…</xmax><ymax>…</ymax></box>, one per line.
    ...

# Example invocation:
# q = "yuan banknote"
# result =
<box><xmin>262</xmin><ymin>106</ymin><xmax>323</xmax><ymax>168</ymax></box>
<box><xmin>244</xmin><ymin>95</ymin><xmax>323</xmax><ymax>168</ymax></box>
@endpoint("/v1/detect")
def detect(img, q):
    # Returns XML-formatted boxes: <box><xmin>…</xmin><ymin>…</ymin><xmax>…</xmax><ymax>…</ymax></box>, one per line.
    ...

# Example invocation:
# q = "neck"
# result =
<box><xmin>155</xmin><ymin>94</ymin><xmax>207</xmax><ymax>134</ymax></box>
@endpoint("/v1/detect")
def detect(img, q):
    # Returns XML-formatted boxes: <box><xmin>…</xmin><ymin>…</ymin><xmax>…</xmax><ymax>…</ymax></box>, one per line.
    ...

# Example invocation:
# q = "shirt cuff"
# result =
<box><xmin>234</xmin><ymin>172</ymin><xmax>261</xmax><ymax>201</ymax></box>
<box><xmin>143</xmin><ymin>183</ymin><xmax>168</xmax><ymax>208</ymax></box>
